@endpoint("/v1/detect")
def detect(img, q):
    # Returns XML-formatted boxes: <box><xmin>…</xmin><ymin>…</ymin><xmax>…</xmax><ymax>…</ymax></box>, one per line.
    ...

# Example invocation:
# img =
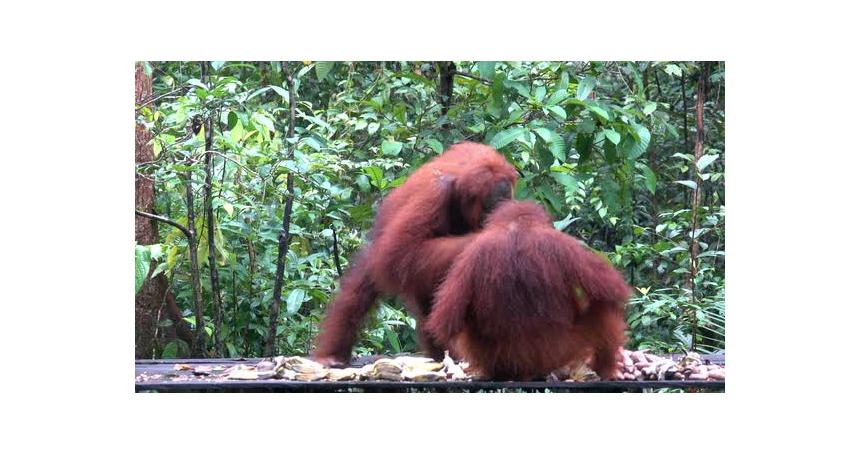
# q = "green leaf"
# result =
<box><xmin>426</xmin><ymin>138</ymin><xmax>444</xmax><ymax>154</ymax></box>
<box><xmin>489</xmin><ymin>127</ymin><xmax>525</xmax><ymax>150</ymax></box>
<box><xmin>349</xmin><ymin>204</ymin><xmax>374</xmax><ymax>223</ymax></box>
<box><xmin>603</xmin><ymin>128</ymin><xmax>621</xmax><ymax>145</ymax></box>
<box><xmin>575</xmin><ymin>133</ymin><xmax>594</xmax><ymax>163</ymax></box>
<box><xmin>617</xmin><ymin>135</ymin><xmax>636</xmax><ymax>160</ymax></box>
<box><xmin>576</xmin><ymin>76</ymin><xmax>597</xmax><ymax>100</ymax></box>
<box><xmin>584</xmin><ymin>102</ymin><xmax>610</xmax><ymax>122</ymax></box>
<box><xmin>665</xmin><ymin>64</ymin><xmax>682</xmax><ymax>77</ymax></box>
<box><xmin>533</xmin><ymin>128</ymin><xmax>566</xmax><ymax>160</ymax></box>
<box><xmin>675</xmin><ymin>180</ymin><xmax>698</xmax><ymax>190</ymax></box>
<box><xmin>532</xmin><ymin>127</ymin><xmax>552</xmax><ymax>143</ymax></box>
<box><xmin>381</xmin><ymin>140</ymin><xmax>403</xmax><ymax>156</ymax></box>
<box><xmin>269</xmin><ymin>85</ymin><xmax>291</xmax><ymax>101</ymax></box>
<box><xmin>547</xmin><ymin>105</ymin><xmax>567</xmax><ymax>121</ymax></box>
<box><xmin>162</xmin><ymin>340</ymin><xmax>179</xmax><ymax>358</ymax></box>
<box><xmin>356</xmin><ymin>174</ymin><xmax>370</xmax><ymax>192</ymax></box>
<box><xmin>187</xmin><ymin>78</ymin><xmax>208</xmax><ymax>91</ymax></box>
<box><xmin>553</xmin><ymin>70</ymin><xmax>570</xmax><ymax>94</ymax></box>
<box><xmin>697</xmin><ymin>154</ymin><xmax>720</xmax><ymax>171</ymax></box>
<box><xmin>296</xmin><ymin>63</ymin><xmax>314</xmax><ymax>80</ymax></box>
<box><xmin>630</xmin><ymin>123</ymin><xmax>651</xmax><ymax>158</ymax></box>
<box><xmin>315</xmin><ymin>61</ymin><xmax>335</xmax><ymax>81</ymax></box>
<box><xmin>477</xmin><ymin>61</ymin><xmax>496</xmax><ymax>81</ymax></box>
<box><xmin>535</xmin><ymin>142</ymin><xmax>555</xmax><ymax>169</ymax></box>
<box><xmin>214</xmin><ymin>225</ymin><xmax>227</xmax><ymax>266</ymax></box>
<box><xmin>534</xmin><ymin>85</ymin><xmax>547</xmax><ymax>103</ymax></box>
<box><xmin>367</xmin><ymin>122</ymin><xmax>380</xmax><ymax>135</ymax></box>
<box><xmin>491</xmin><ymin>73</ymin><xmax>506</xmax><ymax>109</ymax></box>
<box><xmin>389</xmin><ymin>176</ymin><xmax>406</xmax><ymax>188</ymax></box>
<box><xmin>577</xmin><ymin>118</ymin><xmax>595</xmax><ymax>134</ymax></box>
<box><xmin>227</xmin><ymin>111</ymin><xmax>239</xmax><ymax>130</ymax></box>
<box><xmin>230</xmin><ymin>119</ymin><xmax>245</xmax><ymax>143</ymax></box>
<box><xmin>285</xmin><ymin>288</ymin><xmax>307</xmax><ymax>315</ymax></box>
<box><xmin>251</xmin><ymin>112</ymin><xmax>275</xmax><ymax>132</ymax></box>
<box><xmin>643</xmin><ymin>101</ymin><xmax>657</xmax><ymax>116</ymax></box>
<box><xmin>636</xmin><ymin>163</ymin><xmax>657</xmax><ymax>195</ymax></box>
<box><xmin>600</xmin><ymin>176</ymin><xmax>621</xmax><ymax>213</ymax></box>
<box><xmin>603</xmin><ymin>140</ymin><xmax>617</xmax><ymax>163</ymax></box>
<box><xmin>135</xmin><ymin>244</ymin><xmax>151</xmax><ymax>295</ymax></box>
<box><xmin>504</xmin><ymin>79</ymin><xmax>530</xmax><ymax>98</ymax></box>
<box><xmin>222</xmin><ymin>202</ymin><xmax>234</xmax><ymax>217</ymax></box>
<box><xmin>298</xmin><ymin>112</ymin><xmax>333</xmax><ymax>132</ymax></box>
<box><xmin>545</xmin><ymin>89</ymin><xmax>568</xmax><ymax>106</ymax></box>
<box><xmin>538</xmin><ymin>184</ymin><xmax>564</xmax><ymax>213</ymax></box>
<box><xmin>364</xmin><ymin>166</ymin><xmax>386</xmax><ymax>189</ymax></box>
<box><xmin>552</xmin><ymin>172</ymin><xmax>578</xmax><ymax>193</ymax></box>
<box><xmin>385</xmin><ymin>329</ymin><xmax>401</xmax><ymax>353</ymax></box>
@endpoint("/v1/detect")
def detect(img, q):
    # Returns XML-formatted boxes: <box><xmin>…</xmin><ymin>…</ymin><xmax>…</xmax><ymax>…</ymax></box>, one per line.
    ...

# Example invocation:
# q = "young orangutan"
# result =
<box><xmin>426</xmin><ymin>200</ymin><xmax>629</xmax><ymax>380</ymax></box>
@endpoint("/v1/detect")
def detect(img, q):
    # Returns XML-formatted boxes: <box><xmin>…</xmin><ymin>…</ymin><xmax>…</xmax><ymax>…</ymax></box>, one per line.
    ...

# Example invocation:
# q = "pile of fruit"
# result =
<box><xmin>151</xmin><ymin>350</ymin><xmax>724</xmax><ymax>383</ymax></box>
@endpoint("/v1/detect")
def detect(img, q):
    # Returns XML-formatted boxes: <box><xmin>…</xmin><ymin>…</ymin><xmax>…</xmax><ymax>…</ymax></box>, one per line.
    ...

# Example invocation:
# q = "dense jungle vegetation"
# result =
<box><xmin>134</xmin><ymin>61</ymin><xmax>725</xmax><ymax>359</ymax></box>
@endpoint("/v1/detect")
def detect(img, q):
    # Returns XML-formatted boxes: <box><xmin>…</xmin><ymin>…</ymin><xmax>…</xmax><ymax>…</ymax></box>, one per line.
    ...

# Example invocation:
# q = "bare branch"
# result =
<box><xmin>135</xmin><ymin>210</ymin><xmax>192</xmax><ymax>240</ymax></box>
<box><xmin>454</xmin><ymin>71</ymin><xmax>491</xmax><ymax>85</ymax></box>
<box><xmin>135</xmin><ymin>86</ymin><xmax>187</xmax><ymax>111</ymax></box>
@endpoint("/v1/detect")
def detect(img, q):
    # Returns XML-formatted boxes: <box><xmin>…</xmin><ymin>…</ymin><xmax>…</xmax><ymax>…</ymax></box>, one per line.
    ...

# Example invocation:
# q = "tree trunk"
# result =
<box><xmin>204</xmin><ymin>117</ymin><xmax>224</xmax><ymax>357</ymax></box>
<box><xmin>199</xmin><ymin>62</ymin><xmax>224</xmax><ymax>356</ymax></box>
<box><xmin>437</xmin><ymin>62</ymin><xmax>456</xmax><ymax>115</ymax></box>
<box><xmin>646</xmin><ymin>64</ymin><xmax>660</xmax><ymax>283</ymax></box>
<box><xmin>135</xmin><ymin>62</ymin><xmax>193</xmax><ymax>358</ymax></box>
<box><xmin>680</xmin><ymin>69</ymin><xmax>691</xmax><ymax>210</ymax></box>
<box><xmin>687</xmin><ymin>62</ymin><xmax>709</xmax><ymax>349</ymax></box>
<box><xmin>331</xmin><ymin>227</ymin><xmax>343</xmax><ymax>278</ymax></box>
<box><xmin>245</xmin><ymin>237</ymin><xmax>255</xmax><ymax>355</ymax></box>
<box><xmin>185</xmin><ymin>165</ymin><xmax>207</xmax><ymax>357</ymax></box>
<box><xmin>265</xmin><ymin>62</ymin><xmax>298</xmax><ymax>356</ymax></box>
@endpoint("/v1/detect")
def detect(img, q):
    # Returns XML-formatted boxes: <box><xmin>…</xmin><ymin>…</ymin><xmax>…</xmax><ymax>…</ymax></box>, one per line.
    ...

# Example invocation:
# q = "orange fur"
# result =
<box><xmin>313</xmin><ymin>142</ymin><xmax>517</xmax><ymax>365</ymax></box>
<box><xmin>427</xmin><ymin>201</ymin><xmax>630</xmax><ymax>380</ymax></box>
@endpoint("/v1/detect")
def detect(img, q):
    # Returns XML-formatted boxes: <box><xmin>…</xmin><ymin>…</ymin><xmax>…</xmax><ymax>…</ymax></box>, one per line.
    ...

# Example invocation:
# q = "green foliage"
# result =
<box><xmin>137</xmin><ymin>61</ymin><xmax>725</xmax><ymax>358</ymax></box>
<box><xmin>134</xmin><ymin>244</ymin><xmax>150</xmax><ymax>294</ymax></box>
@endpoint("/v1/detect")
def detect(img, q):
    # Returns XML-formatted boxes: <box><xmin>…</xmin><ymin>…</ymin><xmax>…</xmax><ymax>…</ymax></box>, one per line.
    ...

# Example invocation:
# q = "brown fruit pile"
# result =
<box><xmin>610</xmin><ymin>350</ymin><xmax>725</xmax><ymax>381</ymax></box>
<box><xmin>156</xmin><ymin>350</ymin><xmax>724</xmax><ymax>383</ymax></box>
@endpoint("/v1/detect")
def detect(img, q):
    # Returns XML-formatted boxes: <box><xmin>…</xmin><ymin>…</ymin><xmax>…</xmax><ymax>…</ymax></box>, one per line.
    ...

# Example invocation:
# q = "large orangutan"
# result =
<box><xmin>426</xmin><ymin>200</ymin><xmax>630</xmax><ymax>380</ymax></box>
<box><xmin>313</xmin><ymin>142</ymin><xmax>518</xmax><ymax>366</ymax></box>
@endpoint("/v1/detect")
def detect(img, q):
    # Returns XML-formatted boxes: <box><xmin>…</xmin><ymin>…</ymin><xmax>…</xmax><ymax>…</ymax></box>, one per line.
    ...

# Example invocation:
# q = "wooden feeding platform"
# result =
<box><xmin>135</xmin><ymin>353</ymin><xmax>725</xmax><ymax>393</ymax></box>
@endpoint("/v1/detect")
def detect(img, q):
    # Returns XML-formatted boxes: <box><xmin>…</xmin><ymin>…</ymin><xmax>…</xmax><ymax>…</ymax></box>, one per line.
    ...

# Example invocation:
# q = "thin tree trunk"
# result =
<box><xmin>185</xmin><ymin>165</ymin><xmax>207</xmax><ymax>357</ymax></box>
<box><xmin>642</xmin><ymin>63</ymin><xmax>649</xmax><ymax>97</ymax></box>
<box><xmin>437</xmin><ymin>62</ymin><xmax>456</xmax><ymax>115</ymax></box>
<box><xmin>231</xmin><ymin>262</ymin><xmax>238</xmax><ymax>354</ymax></box>
<box><xmin>198</xmin><ymin>62</ymin><xmax>223</xmax><ymax>356</ymax></box>
<box><xmin>680</xmin><ymin>67</ymin><xmax>692</xmax><ymax>224</ymax></box>
<box><xmin>687</xmin><ymin>62</ymin><xmax>709</xmax><ymax>350</ymax></box>
<box><xmin>332</xmin><ymin>227</ymin><xmax>343</xmax><ymax>278</ymax></box>
<box><xmin>245</xmin><ymin>237</ymin><xmax>255</xmax><ymax>354</ymax></box>
<box><xmin>681</xmin><ymin>70</ymin><xmax>689</xmax><ymax>157</ymax></box>
<box><xmin>135</xmin><ymin>62</ymin><xmax>193</xmax><ymax>358</ymax></box>
<box><xmin>204</xmin><ymin>117</ymin><xmax>223</xmax><ymax>357</ymax></box>
<box><xmin>265</xmin><ymin>61</ymin><xmax>298</xmax><ymax>356</ymax></box>
<box><xmin>647</xmin><ymin>65</ymin><xmax>660</xmax><ymax>283</ymax></box>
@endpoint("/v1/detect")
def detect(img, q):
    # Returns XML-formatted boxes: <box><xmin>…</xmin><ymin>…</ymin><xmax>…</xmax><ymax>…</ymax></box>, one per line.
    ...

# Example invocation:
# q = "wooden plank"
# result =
<box><xmin>136</xmin><ymin>378</ymin><xmax>724</xmax><ymax>393</ymax></box>
<box><xmin>135</xmin><ymin>356</ymin><xmax>725</xmax><ymax>393</ymax></box>
<box><xmin>138</xmin><ymin>353</ymin><xmax>725</xmax><ymax>366</ymax></box>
